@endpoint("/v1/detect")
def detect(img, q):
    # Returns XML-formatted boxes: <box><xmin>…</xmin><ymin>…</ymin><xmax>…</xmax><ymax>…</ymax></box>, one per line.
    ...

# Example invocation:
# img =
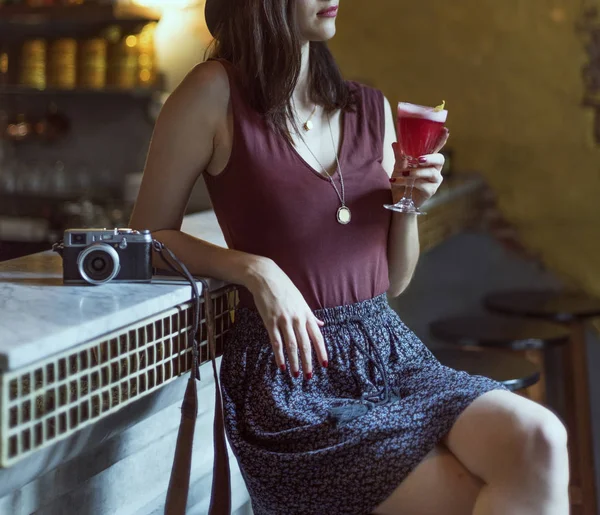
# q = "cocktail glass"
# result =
<box><xmin>384</xmin><ymin>102</ymin><xmax>448</xmax><ymax>215</ymax></box>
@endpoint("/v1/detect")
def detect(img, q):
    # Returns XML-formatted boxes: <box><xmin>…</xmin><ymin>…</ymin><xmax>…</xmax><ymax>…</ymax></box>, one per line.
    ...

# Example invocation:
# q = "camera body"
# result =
<box><xmin>61</xmin><ymin>228</ymin><xmax>153</xmax><ymax>285</ymax></box>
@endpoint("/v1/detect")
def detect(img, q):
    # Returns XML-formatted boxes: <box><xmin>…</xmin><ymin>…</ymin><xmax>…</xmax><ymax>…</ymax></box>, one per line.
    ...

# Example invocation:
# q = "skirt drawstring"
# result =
<box><xmin>327</xmin><ymin>316</ymin><xmax>402</xmax><ymax>427</ymax></box>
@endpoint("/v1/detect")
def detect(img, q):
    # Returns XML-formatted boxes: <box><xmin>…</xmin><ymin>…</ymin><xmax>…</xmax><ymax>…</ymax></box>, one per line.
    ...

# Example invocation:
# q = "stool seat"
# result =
<box><xmin>430</xmin><ymin>315</ymin><xmax>570</xmax><ymax>350</ymax></box>
<box><xmin>484</xmin><ymin>290</ymin><xmax>600</xmax><ymax>323</ymax></box>
<box><xmin>433</xmin><ymin>348</ymin><xmax>540</xmax><ymax>391</ymax></box>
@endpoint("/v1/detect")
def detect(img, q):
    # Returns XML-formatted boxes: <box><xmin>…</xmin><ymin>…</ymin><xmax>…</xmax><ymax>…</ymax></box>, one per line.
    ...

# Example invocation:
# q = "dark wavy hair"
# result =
<box><xmin>207</xmin><ymin>0</ymin><xmax>355</xmax><ymax>140</ymax></box>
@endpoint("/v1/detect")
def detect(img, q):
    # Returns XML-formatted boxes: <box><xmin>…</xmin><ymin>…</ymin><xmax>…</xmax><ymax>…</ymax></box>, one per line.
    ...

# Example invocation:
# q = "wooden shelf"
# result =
<box><xmin>0</xmin><ymin>85</ymin><xmax>161</xmax><ymax>97</ymax></box>
<box><xmin>0</xmin><ymin>3</ymin><xmax>161</xmax><ymax>26</ymax></box>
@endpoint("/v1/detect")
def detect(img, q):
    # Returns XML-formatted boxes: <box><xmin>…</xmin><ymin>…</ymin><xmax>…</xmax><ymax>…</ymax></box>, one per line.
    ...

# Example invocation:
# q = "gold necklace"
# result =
<box><xmin>303</xmin><ymin>105</ymin><xmax>317</xmax><ymax>131</ymax></box>
<box><xmin>298</xmin><ymin>114</ymin><xmax>351</xmax><ymax>225</ymax></box>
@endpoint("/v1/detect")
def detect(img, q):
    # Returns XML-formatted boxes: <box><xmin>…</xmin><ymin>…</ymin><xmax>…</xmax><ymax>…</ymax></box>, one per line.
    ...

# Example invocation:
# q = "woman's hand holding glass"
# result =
<box><xmin>389</xmin><ymin>128</ymin><xmax>449</xmax><ymax>208</ymax></box>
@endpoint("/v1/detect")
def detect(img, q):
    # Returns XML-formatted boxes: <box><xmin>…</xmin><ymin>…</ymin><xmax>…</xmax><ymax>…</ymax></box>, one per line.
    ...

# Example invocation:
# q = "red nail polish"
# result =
<box><xmin>280</xmin><ymin>364</ymin><xmax>286</xmax><ymax>372</ymax></box>
<box><xmin>293</xmin><ymin>371</ymin><xmax>300</xmax><ymax>378</ymax></box>
<box><xmin>418</xmin><ymin>157</ymin><xmax>427</xmax><ymax>164</ymax></box>
<box><xmin>389</xmin><ymin>178</ymin><xmax>397</xmax><ymax>183</ymax></box>
<box><xmin>322</xmin><ymin>360</ymin><xmax>328</xmax><ymax>368</ymax></box>
<box><xmin>305</xmin><ymin>372</ymin><xmax>313</xmax><ymax>380</ymax></box>
<box><xmin>402</xmin><ymin>171</ymin><xmax>410</xmax><ymax>177</ymax></box>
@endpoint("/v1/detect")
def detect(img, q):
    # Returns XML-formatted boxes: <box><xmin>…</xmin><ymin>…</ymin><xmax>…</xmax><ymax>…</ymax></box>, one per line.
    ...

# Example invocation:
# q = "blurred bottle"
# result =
<box><xmin>0</xmin><ymin>109</ymin><xmax>15</xmax><ymax>177</ymax></box>
<box><xmin>34</xmin><ymin>103</ymin><xmax>70</xmax><ymax>142</ymax></box>
<box><xmin>0</xmin><ymin>46</ymin><xmax>9</xmax><ymax>87</ymax></box>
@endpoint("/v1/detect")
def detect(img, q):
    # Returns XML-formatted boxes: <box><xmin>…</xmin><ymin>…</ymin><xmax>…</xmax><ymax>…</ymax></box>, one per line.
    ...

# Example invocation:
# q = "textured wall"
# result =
<box><xmin>329</xmin><ymin>0</ymin><xmax>600</xmax><ymax>294</ymax></box>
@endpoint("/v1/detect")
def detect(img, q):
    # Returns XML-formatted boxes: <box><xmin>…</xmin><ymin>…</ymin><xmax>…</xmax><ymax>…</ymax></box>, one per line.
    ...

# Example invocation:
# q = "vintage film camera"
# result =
<box><xmin>57</xmin><ymin>228</ymin><xmax>153</xmax><ymax>285</ymax></box>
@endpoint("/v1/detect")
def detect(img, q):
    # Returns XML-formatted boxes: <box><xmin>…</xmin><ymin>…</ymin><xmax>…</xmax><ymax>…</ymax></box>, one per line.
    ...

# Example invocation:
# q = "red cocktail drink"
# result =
<box><xmin>397</xmin><ymin>103</ymin><xmax>448</xmax><ymax>162</ymax></box>
<box><xmin>384</xmin><ymin>101</ymin><xmax>448</xmax><ymax>215</ymax></box>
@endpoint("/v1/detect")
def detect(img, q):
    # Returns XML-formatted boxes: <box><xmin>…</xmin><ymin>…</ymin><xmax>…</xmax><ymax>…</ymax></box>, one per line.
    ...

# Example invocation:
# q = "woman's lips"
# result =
<box><xmin>317</xmin><ymin>6</ymin><xmax>338</xmax><ymax>17</ymax></box>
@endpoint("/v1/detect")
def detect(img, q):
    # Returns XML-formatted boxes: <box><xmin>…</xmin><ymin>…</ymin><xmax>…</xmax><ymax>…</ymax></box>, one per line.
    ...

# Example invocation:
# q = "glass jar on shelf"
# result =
<box><xmin>107</xmin><ymin>30</ymin><xmax>139</xmax><ymax>89</ymax></box>
<box><xmin>78</xmin><ymin>38</ymin><xmax>107</xmax><ymax>89</ymax></box>
<box><xmin>19</xmin><ymin>39</ymin><xmax>47</xmax><ymax>90</ymax></box>
<box><xmin>48</xmin><ymin>38</ymin><xmax>77</xmax><ymax>89</ymax></box>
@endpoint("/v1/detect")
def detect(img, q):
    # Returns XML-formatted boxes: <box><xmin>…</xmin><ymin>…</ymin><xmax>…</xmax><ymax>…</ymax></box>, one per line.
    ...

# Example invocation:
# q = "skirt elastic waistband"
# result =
<box><xmin>313</xmin><ymin>293</ymin><xmax>390</xmax><ymax>325</ymax></box>
<box><xmin>234</xmin><ymin>293</ymin><xmax>391</xmax><ymax>327</ymax></box>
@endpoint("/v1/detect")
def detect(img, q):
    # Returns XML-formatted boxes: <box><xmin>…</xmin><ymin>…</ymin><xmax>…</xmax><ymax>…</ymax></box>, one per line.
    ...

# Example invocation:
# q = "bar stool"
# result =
<box><xmin>429</xmin><ymin>315</ymin><xmax>570</xmax><ymax>404</ymax></box>
<box><xmin>433</xmin><ymin>348</ymin><xmax>540</xmax><ymax>392</ymax></box>
<box><xmin>484</xmin><ymin>290</ymin><xmax>600</xmax><ymax>515</ymax></box>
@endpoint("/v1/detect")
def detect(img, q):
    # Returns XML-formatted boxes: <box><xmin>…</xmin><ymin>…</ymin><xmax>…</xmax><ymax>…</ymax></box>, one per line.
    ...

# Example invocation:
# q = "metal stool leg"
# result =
<box><xmin>523</xmin><ymin>349</ymin><xmax>546</xmax><ymax>405</ymax></box>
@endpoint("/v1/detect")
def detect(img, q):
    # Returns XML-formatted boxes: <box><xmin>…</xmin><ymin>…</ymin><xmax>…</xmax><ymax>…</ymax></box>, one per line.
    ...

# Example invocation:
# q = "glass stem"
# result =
<box><xmin>402</xmin><ymin>177</ymin><xmax>416</xmax><ymax>203</ymax></box>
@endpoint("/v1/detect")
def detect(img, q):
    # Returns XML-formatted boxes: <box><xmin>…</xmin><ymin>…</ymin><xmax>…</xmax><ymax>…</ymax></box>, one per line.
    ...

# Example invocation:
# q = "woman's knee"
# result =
<box><xmin>485</xmin><ymin>402</ymin><xmax>569</xmax><ymax>483</ymax></box>
<box><xmin>517</xmin><ymin>407</ymin><xmax>568</xmax><ymax>470</ymax></box>
<box><xmin>445</xmin><ymin>391</ymin><xmax>569</xmax><ymax>483</ymax></box>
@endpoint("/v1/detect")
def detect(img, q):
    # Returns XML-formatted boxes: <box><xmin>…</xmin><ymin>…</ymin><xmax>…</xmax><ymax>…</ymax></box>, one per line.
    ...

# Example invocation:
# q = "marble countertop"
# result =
<box><xmin>0</xmin><ymin>211</ymin><xmax>227</xmax><ymax>372</ymax></box>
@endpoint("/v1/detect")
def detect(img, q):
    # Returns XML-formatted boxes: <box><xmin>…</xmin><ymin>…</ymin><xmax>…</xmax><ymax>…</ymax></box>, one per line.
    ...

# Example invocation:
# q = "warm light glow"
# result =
<box><xmin>125</xmin><ymin>35</ymin><xmax>138</xmax><ymax>48</ymax></box>
<box><xmin>0</xmin><ymin>53</ymin><xmax>8</xmax><ymax>74</ymax></box>
<box><xmin>132</xmin><ymin>0</ymin><xmax>201</xmax><ymax>10</ymax></box>
<box><xmin>549</xmin><ymin>7</ymin><xmax>566</xmax><ymax>23</ymax></box>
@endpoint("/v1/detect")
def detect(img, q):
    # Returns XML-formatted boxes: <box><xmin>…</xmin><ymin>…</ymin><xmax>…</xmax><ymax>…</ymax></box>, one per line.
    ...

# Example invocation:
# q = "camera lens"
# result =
<box><xmin>91</xmin><ymin>256</ymin><xmax>107</xmax><ymax>272</ymax></box>
<box><xmin>77</xmin><ymin>243</ymin><xmax>120</xmax><ymax>284</ymax></box>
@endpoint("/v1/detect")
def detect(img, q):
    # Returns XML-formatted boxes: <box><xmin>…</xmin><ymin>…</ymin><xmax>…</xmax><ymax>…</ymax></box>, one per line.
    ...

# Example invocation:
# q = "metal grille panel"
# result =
<box><xmin>1</xmin><ymin>285</ymin><xmax>238</xmax><ymax>468</ymax></box>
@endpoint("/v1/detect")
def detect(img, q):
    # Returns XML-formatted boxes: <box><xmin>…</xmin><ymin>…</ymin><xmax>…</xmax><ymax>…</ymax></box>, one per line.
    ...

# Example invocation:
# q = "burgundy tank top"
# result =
<box><xmin>202</xmin><ymin>59</ymin><xmax>393</xmax><ymax>311</ymax></box>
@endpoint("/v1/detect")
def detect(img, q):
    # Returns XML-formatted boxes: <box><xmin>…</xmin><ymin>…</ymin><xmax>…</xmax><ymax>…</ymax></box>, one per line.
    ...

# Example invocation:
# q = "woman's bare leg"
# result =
<box><xmin>444</xmin><ymin>389</ymin><xmax>570</xmax><ymax>515</ymax></box>
<box><xmin>372</xmin><ymin>445</ymin><xmax>483</xmax><ymax>515</ymax></box>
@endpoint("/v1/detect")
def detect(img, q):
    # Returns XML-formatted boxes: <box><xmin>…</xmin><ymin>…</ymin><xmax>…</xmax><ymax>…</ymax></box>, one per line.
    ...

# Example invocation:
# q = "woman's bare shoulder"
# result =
<box><xmin>161</xmin><ymin>60</ymin><xmax>231</xmax><ymax>123</ymax></box>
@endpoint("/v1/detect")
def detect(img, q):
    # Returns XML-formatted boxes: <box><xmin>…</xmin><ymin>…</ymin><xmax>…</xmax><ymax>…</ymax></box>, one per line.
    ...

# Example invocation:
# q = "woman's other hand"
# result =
<box><xmin>245</xmin><ymin>258</ymin><xmax>328</xmax><ymax>380</ymax></box>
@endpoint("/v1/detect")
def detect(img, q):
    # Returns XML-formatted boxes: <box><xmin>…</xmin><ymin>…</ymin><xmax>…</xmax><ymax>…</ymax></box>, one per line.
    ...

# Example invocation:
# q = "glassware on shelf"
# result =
<box><xmin>0</xmin><ymin>159</ymin><xmax>17</xmax><ymax>195</ymax></box>
<box><xmin>6</xmin><ymin>113</ymin><xmax>33</xmax><ymax>142</ymax></box>
<box><xmin>49</xmin><ymin>160</ymin><xmax>69</xmax><ymax>197</ymax></box>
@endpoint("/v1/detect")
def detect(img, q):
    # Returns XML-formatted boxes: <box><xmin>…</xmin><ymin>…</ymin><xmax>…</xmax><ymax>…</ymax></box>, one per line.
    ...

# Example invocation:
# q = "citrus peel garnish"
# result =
<box><xmin>434</xmin><ymin>100</ymin><xmax>446</xmax><ymax>112</ymax></box>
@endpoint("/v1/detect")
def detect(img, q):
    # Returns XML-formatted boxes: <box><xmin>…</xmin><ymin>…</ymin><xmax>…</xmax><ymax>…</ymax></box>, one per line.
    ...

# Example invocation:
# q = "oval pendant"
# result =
<box><xmin>303</xmin><ymin>120</ymin><xmax>313</xmax><ymax>131</ymax></box>
<box><xmin>337</xmin><ymin>206</ymin><xmax>351</xmax><ymax>225</ymax></box>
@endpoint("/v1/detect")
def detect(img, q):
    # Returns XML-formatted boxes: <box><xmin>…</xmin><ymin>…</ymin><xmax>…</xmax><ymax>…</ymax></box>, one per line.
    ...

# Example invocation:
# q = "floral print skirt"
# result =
<box><xmin>219</xmin><ymin>293</ymin><xmax>508</xmax><ymax>515</ymax></box>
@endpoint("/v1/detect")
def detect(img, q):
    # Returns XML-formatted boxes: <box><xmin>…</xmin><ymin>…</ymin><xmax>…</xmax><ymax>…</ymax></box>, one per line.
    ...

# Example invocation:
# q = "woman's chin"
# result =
<box><xmin>305</xmin><ymin>25</ymin><xmax>337</xmax><ymax>43</ymax></box>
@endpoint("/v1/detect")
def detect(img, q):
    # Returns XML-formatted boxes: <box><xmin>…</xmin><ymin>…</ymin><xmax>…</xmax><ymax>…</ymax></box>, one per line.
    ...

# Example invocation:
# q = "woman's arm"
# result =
<box><xmin>128</xmin><ymin>61</ymin><xmax>328</xmax><ymax>379</ymax></box>
<box><xmin>381</xmin><ymin>96</ymin><xmax>447</xmax><ymax>297</ymax></box>
<box><xmin>128</xmin><ymin>60</ymin><xmax>267</xmax><ymax>288</ymax></box>
<box><xmin>381</xmin><ymin>95</ymin><xmax>421</xmax><ymax>297</ymax></box>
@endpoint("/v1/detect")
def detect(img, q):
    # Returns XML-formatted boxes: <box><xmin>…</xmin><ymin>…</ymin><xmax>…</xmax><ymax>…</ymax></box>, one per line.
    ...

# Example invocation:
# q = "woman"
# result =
<box><xmin>129</xmin><ymin>1</ymin><xmax>569</xmax><ymax>513</ymax></box>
